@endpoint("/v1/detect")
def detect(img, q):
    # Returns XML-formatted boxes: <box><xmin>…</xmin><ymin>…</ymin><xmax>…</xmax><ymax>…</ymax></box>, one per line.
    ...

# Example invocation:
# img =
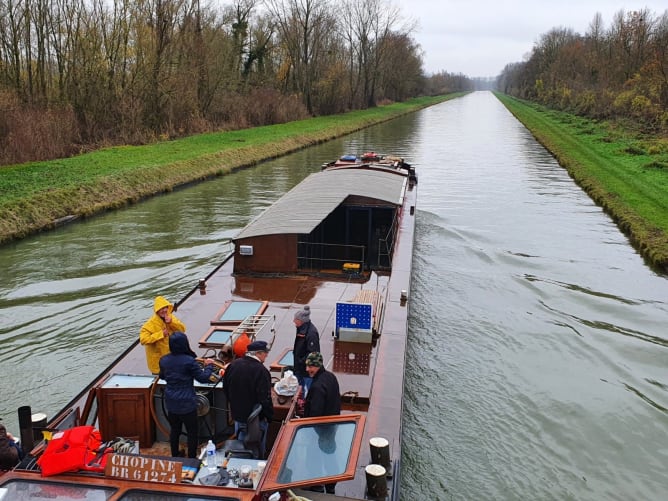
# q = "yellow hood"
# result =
<box><xmin>153</xmin><ymin>296</ymin><xmax>173</xmax><ymax>314</ymax></box>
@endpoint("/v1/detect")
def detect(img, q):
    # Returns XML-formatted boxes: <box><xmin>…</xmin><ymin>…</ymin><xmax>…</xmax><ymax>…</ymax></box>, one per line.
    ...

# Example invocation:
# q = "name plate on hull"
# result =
<box><xmin>105</xmin><ymin>453</ymin><xmax>182</xmax><ymax>483</ymax></box>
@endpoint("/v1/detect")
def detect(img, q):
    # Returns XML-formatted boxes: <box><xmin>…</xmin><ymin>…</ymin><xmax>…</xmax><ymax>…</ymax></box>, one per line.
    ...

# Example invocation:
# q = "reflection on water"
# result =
<box><xmin>0</xmin><ymin>92</ymin><xmax>666</xmax><ymax>500</ymax></box>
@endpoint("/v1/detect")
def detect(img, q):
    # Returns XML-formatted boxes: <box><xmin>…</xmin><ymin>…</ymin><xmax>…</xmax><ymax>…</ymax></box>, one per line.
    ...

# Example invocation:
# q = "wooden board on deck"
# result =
<box><xmin>350</xmin><ymin>290</ymin><xmax>383</xmax><ymax>335</ymax></box>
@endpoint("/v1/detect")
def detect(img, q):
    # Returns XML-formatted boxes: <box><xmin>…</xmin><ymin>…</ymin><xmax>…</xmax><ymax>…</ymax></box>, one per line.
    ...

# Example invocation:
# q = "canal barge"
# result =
<box><xmin>0</xmin><ymin>154</ymin><xmax>417</xmax><ymax>501</ymax></box>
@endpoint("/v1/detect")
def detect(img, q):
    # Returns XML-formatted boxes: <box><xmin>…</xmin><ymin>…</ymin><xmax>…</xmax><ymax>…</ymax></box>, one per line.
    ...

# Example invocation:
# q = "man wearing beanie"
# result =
<box><xmin>303</xmin><ymin>352</ymin><xmax>341</xmax><ymax>494</ymax></box>
<box><xmin>304</xmin><ymin>352</ymin><xmax>340</xmax><ymax>418</ymax></box>
<box><xmin>292</xmin><ymin>305</ymin><xmax>320</xmax><ymax>393</ymax></box>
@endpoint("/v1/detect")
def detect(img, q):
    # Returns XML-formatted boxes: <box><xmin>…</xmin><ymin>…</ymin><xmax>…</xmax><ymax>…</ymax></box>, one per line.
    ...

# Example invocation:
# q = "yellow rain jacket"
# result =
<box><xmin>139</xmin><ymin>296</ymin><xmax>187</xmax><ymax>374</ymax></box>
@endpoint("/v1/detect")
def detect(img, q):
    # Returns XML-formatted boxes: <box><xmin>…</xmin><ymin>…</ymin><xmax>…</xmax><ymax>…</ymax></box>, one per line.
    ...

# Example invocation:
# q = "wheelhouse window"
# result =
<box><xmin>259</xmin><ymin>413</ymin><xmax>365</xmax><ymax>492</ymax></box>
<box><xmin>277</xmin><ymin>422</ymin><xmax>356</xmax><ymax>482</ymax></box>
<box><xmin>0</xmin><ymin>479</ymin><xmax>115</xmax><ymax>500</ymax></box>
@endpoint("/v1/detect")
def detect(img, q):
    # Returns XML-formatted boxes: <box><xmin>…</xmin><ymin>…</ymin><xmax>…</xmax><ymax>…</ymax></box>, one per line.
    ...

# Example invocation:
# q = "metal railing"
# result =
<box><xmin>297</xmin><ymin>242</ymin><xmax>366</xmax><ymax>272</ymax></box>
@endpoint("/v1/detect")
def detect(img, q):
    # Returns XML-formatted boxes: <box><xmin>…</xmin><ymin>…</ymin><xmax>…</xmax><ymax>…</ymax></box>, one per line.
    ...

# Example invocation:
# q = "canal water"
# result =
<box><xmin>1</xmin><ymin>92</ymin><xmax>666</xmax><ymax>500</ymax></box>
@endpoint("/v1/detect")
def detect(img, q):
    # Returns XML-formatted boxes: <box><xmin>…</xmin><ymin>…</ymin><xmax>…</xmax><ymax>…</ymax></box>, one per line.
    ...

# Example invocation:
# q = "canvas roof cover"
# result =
<box><xmin>234</xmin><ymin>168</ymin><xmax>407</xmax><ymax>240</ymax></box>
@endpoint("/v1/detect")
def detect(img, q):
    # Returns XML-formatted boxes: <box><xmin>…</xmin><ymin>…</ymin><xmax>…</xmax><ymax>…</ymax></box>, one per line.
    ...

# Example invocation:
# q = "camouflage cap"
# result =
<box><xmin>305</xmin><ymin>352</ymin><xmax>323</xmax><ymax>367</ymax></box>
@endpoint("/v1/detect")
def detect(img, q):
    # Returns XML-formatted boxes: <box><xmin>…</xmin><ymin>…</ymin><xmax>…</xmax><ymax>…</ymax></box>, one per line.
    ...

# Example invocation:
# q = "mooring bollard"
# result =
<box><xmin>18</xmin><ymin>405</ymin><xmax>35</xmax><ymax>452</ymax></box>
<box><xmin>365</xmin><ymin>464</ymin><xmax>388</xmax><ymax>498</ymax></box>
<box><xmin>369</xmin><ymin>436</ymin><xmax>391</xmax><ymax>475</ymax></box>
<box><xmin>31</xmin><ymin>412</ymin><xmax>48</xmax><ymax>442</ymax></box>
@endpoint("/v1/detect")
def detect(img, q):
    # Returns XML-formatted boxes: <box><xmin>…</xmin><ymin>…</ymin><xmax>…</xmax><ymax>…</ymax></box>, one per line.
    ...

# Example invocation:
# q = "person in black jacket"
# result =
<box><xmin>223</xmin><ymin>340</ymin><xmax>274</xmax><ymax>458</ymax></box>
<box><xmin>303</xmin><ymin>352</ymin><xmax>341</xmax><ymax>494</ymax></box>
<box><xmin>293</xmin><ymin>305</ymin><xmax>320</xmax><ymax>393</ymax></box>
<box><xmin>304</xmin><ymin>352</ymin><xmax>341</xmax><ymax>418</ymax></box>
<box><xmin>159</xmin><ymin>331</ymin><xmax>218</xmax><ymax>458</ymax></box>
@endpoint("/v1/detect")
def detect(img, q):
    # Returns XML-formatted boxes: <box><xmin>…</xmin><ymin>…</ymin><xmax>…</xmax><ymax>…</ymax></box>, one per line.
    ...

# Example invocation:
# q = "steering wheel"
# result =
<box><xmin>148</xmin><ymin>358</ymin><xmax>228</xmax><ymax>439</ymax></box>
<box><xmin>195</xmin><ymin>357</ymin><xmax>227</xmax><ymax>382</ymax></box>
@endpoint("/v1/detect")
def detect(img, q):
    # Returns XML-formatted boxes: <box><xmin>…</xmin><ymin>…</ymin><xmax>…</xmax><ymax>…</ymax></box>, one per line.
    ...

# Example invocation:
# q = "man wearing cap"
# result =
<box><xmin>223</xmin><ymin>340</ymin><xmax>274</xmax><ymax>458</ymax></box>
<box><xmin>293</xmin><ymin>305</ymin><xmax>320</xmax><ymax>393</ymax></box>
<box><xmin>303</xmin><ymin>352</ymin><xmax>341</xmax><ymax>494</ymax></box>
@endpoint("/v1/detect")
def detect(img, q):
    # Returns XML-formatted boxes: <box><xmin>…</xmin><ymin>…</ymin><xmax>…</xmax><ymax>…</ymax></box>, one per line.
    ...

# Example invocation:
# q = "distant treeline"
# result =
<box><xmin>497</xmin><ymin>8</ymin><xmax>668</xmax><ymax>133</ymax></box>
<box><xmin>0</xmin><ymin>0</ymin><xmax>473</xmax><ymax>166</ymax></box>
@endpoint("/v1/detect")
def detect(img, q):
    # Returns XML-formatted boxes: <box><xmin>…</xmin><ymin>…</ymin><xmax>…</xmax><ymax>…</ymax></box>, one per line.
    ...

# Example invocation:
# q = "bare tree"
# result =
<box><xmin>265</xmin><ymin>0</ymin><xmax>335</xmax><ymax>113</ymax></box>
<box><xmin>243</xmin><ymin>11</ymin><xmax>274</xmax><ymax>80</ymax></box>
<box><xmin>0</xmin><ymin>0</ymin><xmax>27</xmax><ymax>94</ymax></box>
<box><xmin>227</xmin><ymin>0</ymin><xmax>256</xmax><ymax>76</ymax></box>
<box><xmin>340</xmin><ymin>0</ymin><xmax>404</xmax><ymax>107</ymax></box>
<box><xmin>653</xmin><ymin>10</ymin><xmax>668</xmax><ymax>110</ymax></box>
<box><xmin>377</xmin><ymin>32</ymin><xmax>423</xmax><ymax>101</ymax></box>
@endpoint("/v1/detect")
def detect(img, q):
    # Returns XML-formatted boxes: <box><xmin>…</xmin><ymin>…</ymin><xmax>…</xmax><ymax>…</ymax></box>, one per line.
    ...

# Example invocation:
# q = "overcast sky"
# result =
<box><xmin>392</xmin><ymin>0</ymin><xmax>667</xmax><ymax>78</ymax></box>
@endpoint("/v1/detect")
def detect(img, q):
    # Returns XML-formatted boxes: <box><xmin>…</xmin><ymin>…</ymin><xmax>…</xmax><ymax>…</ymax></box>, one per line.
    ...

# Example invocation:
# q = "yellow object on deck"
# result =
<box><xmin>343</xmin><ymin>262</ymin><xmax>361</xmax><ymax>272</ymax></box>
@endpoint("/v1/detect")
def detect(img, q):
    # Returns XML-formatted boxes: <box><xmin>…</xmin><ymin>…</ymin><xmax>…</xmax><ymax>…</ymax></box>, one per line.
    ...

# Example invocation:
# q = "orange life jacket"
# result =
<box><xmin>233</xmin><ymin>331</ymin><xmax>251</xmax><ymax>358</ymax></box>
<box><xmin>37</xmin><ymin>425</ymin><xmax>109</xmax><ymax>477</ymax></box>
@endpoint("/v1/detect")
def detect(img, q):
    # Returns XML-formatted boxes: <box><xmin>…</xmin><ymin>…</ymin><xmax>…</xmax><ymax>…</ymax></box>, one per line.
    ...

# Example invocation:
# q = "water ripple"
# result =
<box><xmin>622</xmin><ymin>383</ymin><xmax>668</xmax><ymax>413</ymax></box>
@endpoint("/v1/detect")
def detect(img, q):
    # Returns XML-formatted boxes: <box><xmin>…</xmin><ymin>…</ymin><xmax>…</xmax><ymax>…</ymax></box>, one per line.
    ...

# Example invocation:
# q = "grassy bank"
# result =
<box><xmin>0</xmin><ymin>94</ymin><xmax>461</xmax><ymax>244</ymax></box>
<box><xmin>495</xmin><ymin>92</ymin><xmax>668</xmax><ymax>271</ymax></box>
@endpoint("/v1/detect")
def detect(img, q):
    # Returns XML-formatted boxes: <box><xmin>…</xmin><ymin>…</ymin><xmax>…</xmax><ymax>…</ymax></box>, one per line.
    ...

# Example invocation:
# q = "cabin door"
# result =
<box><xmin>346</xmin><ymin>208</ymin><xmax>370</xmax><ymax>265</ymax></box>
<box><xmin>346</xmin><ymin>207</ymin><xmax>395</xmax><ymax>269</ymax></box>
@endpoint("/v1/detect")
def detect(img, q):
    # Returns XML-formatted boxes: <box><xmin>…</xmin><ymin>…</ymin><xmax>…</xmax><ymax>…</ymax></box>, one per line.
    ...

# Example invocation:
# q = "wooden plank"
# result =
<box><xmin>351</xmin><ymin>290</ymin><xmax>382</xmax><ymax>334</ymax></box>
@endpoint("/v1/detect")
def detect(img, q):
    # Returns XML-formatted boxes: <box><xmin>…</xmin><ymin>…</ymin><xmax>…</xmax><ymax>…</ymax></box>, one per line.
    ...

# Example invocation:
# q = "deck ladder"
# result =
<box><xmin>229</xmin><ymin>314</ymin><xmax>275</xmax><ymax>346</ymax></box>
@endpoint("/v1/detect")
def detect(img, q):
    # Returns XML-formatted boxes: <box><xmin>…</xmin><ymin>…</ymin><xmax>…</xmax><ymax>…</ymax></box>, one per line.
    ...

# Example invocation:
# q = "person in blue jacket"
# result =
<box><xmin>159</xmin><ymin>332</ymin><xmax>218</xmax><ymax>458</ymax></box>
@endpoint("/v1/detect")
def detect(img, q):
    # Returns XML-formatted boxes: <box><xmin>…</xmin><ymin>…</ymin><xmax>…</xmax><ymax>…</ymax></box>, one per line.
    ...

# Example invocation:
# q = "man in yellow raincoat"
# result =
<box><xmin>140</xmin><ymin>296</ymin><xmax>187</xmax><ymax>374</ymax></box>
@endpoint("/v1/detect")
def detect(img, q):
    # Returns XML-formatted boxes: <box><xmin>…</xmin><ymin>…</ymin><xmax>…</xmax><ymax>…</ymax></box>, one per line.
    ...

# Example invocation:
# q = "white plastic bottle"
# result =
<box><xmin>205</xmin><ymin>439</ymin><xmax>217</xmax><ymax>471</ymax></box>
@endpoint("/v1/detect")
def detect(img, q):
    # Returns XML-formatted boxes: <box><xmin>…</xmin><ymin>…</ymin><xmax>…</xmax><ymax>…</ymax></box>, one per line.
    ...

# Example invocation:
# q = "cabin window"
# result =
<box><xmin>120</xmin><ymin>491</ymin><xmax>240</xmax><ymax>501</ymax></box>
<box><xmin>210</xmin><ymin>300</ymin><xmax>268</xmax><ymax>325</ymax></box>
<box><xmin>0</xmin><ymin>479</ymin><xmax>116</xmax><ymax>499</ymax></box>
<box><xmin>277</xmin><ymin>422</ymin><xmax>356</xmax><ymax>483</ymax></box>
<box><xmin>198</xmin><ymin>326</ymin><xmax>235</xmax><ymax>348</ymax></box>
<box><xmin>269</xmin><ymin>348</ymin><xmax>294</xmax><ymax>373</ymax></box>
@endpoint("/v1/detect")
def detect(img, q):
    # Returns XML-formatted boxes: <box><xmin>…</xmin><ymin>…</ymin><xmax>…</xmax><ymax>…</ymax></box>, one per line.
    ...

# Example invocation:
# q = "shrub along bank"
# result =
<box><xmin>0</xmin><ymin>95</ymin><xmax>460</xmax><ymax>245</ymax></box>
<box><xmin>495</xmin><ymin>93</ymin><xmax>668</xmax><ymax>271</ymax></box>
